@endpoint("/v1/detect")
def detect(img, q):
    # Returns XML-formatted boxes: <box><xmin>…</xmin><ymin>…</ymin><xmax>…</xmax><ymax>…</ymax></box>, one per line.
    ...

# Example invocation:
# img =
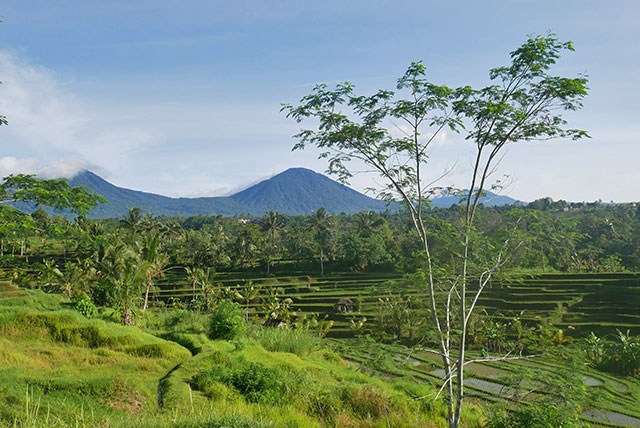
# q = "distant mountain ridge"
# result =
<box><xmin>12</xmin><ymin>167</ymin><xmax>520</xmax><ymax>218</ymax></box>
<box><xmin>428</xmin><ymin>190</ymin><xmax>522</xmax><ymax>209</ymax></box>
<box><xmin>66</xmin><ymin>168</ymin><xmax>393</xmax><ymax>218</ymax></box>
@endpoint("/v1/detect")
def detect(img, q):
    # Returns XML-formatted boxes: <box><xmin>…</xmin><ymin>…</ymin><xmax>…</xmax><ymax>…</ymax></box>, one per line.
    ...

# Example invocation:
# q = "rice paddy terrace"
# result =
<box><xmin>333</xmin><ymin>340</ymin><xmax>640</xmax><ymax>428</ymax></box>
<box><xmin>156</xmin><ymin>271</ymin><xmax>640</xmax><ymax>338</ymax></box>
<box><xmin>154</xmin><ymin>270</ymin><xmax>640</xmax><ymax>427</ymax></box>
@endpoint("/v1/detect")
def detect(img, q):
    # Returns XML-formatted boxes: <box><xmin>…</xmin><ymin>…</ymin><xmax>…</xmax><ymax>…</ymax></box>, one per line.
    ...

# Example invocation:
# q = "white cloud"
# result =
<box><xmin>38</xmin><ymin>158</ymin><xmax>94</xmax><ymax>179</ymax></box>
<box><xmin>0</xmin><ymin>50</ymin><xmax>300</xmax><ymax>198</ymax></box>
<box><xmin>0</xmin><ymin>156</ymin><xmax>41</xmax><ymax>177</ymax></box>
<box><xmin>177</xmin><ymin>172</ymin><xmax>278</xmax><ymax>198</ymax></box>
<box><xmin>0</xmin><ymin>50</ymin><xmax>161</xmax><ymax>172</ymax></box>
<box><xmin>0</xmin><ymin>156</ymin><xmax>94</xmax><ymax>179</ymax></box>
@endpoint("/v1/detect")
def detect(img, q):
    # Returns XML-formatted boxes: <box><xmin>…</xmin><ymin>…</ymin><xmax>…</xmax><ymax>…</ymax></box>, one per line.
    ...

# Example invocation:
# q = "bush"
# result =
<box><xmin>586</xmin><ymin>330</ymin><xmax>640</xmax><ymax>376</ymax></box>
<box><xmin>165</xmin><ymin>309</ymin><xmax>208</xmax><ymax>333</ymax></box>
<box><xmin>192</xmin><ymin>358</ymin><xmax>283</xmax><ymax>404</ymax></box>
<box><xmin>72</xmin><ymin>292</ymin><xmax>97</xmax><ymax>318</ymax></box>
<box><xmin>208</xmin><ymin>300</ymin><xmax>245</xmax><ymax>341</ymax></box>
<box><xmin>487</xmin><ymin>403</ymin><xmax>589</xmax><ymax>428</ymax></box>
<box><xmin>228</xmin><ymin>361</ymin><xmax>281</xmax><ymax>403</ymax></box>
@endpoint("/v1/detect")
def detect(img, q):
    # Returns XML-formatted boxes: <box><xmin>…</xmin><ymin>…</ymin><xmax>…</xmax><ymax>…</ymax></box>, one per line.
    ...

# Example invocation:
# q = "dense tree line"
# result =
<box><xmin>3</xmin><ymin>198</ymin><xmax>640</xmax><ymax>277</ymax></box>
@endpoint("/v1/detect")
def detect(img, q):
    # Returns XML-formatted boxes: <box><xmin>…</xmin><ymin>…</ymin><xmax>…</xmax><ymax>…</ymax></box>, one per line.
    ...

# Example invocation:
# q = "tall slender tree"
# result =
<box><xmin>260</xmin><ymin>210</ymin><xmax>284</xmax><ymax>274</ymax></box>
<box><xmin>96</xmin><ymin>243</ymin><xmax>150</xmax><ymax>325</ymax></box>
<box><xmin>307</xmin><ymin>207</ymin><xmax>332</xmax><ymax>275</ymax></box>
<box><xmin>140</xmin><ymin>231</ymin><xmax>169</xmax><ymax>311</ymax></box>
<box><xmin>283</xmin><ymin>34</ymin><xmax>588</xmax><ymax>428</ymax></box>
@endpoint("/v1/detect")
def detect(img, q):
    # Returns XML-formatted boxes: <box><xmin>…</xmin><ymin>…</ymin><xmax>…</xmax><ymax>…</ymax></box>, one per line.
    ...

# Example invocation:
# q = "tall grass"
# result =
<box><xmin>247</xmin><ymin>324</ymin><xmax>321</xmax><ymax>356</ymax></box>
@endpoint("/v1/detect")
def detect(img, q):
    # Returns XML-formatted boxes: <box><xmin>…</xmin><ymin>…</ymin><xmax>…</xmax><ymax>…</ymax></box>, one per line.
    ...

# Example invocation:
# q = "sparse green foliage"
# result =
<box><xmin>308</xmin><ymin>207</ymin><xmax>333</xmax><ymax>275</ymax></box>
<box><xmin>259</xmin><ymin>210</ymin><xmax>284</xmax><ymax>274</ymax></box>
<box><xmin>235</xmin><ymin>280</ymin><xmax>263</xmax><ymax>320</ymax></box>
<box><xmin>586</xmin><ymin>330</ymin><xmax>640</xmax><ymax>376</ymax></box>
<box><xmin>376</xmin><ymin>293</ymin><xmax>425</xmax><ymax>340</ymax></box>
<box><xmin>222</xmin><ymin>360</ymin><xmax>282</xmax><ymax>403</ymax></box>
<box><xmin>260</xmin><ymin>286</ymin><xmax>296</xmax><ymax>323</ymax></box>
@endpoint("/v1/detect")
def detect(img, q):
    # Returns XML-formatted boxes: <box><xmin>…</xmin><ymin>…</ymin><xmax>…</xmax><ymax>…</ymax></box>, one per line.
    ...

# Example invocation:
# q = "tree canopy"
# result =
<box><xmin>0</xmin><ymin>174</ymin><xmax>105</xmax><ymax>216</ymax></box>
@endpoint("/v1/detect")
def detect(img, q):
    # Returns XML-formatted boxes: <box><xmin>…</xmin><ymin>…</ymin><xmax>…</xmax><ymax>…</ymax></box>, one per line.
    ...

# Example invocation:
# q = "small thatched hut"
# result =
<box><xmin>334</xmin><ymin>298</ymin><xmax>354</xmax><ymax>313</ymax></box>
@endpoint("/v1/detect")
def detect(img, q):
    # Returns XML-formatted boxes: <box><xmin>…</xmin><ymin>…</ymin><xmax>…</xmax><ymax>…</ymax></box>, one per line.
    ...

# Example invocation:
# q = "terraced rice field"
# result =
<box><xmin>332</xmin><ymin>340</ymin><xmax>640</xmax><ymax>428</ymax></box>
<box><xmin>146</xmin><ymin>270</ymin><xmax>640</xmax><ymax>427</ymax></box>
<box><xmin>154</xmin><ymin>271</ymin><xmax>640</xmax><ymax>338</ymax></box>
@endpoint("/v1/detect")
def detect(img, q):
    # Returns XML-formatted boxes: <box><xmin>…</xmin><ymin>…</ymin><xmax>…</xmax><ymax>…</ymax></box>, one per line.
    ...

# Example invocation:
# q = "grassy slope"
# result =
<box><xmin>0</xmin><ymin>287</ymin><xmax>191</xmax><ymax>427</ymax></box>
<box><xmin>0</xmin><ymin>285</ymin><xmax>476</xmax><ymax>428</ymax></box>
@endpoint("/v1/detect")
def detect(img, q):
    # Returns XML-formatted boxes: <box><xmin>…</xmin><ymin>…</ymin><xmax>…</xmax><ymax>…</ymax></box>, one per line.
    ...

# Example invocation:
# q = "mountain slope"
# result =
<box><xmin>66</xmin><ymin>168</ymin><xmax>391</xmax><ymax>218</ymax></box>
<box><xmin>68</xmin><ymin>171</ymin><xmax>245</xmax><ymax>218</ymax></box>
<box><xmin>229</xmin><ymin>168</ymin><xmax>391</xmax><ymax>215</ymax></box>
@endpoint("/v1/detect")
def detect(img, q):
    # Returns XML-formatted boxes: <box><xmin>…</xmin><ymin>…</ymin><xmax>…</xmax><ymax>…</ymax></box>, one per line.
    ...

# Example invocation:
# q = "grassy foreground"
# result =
<box><xmin>0</xmin><ymin>284</ymin><xmax>484</xmax><ymax>427</ymax></box>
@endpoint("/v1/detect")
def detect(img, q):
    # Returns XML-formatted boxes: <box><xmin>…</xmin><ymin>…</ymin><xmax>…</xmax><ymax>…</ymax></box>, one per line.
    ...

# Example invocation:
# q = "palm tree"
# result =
<box><xmin>353</xmin><ymin>211</ymin><xmax>384</xmax><ymax>237</ymax></box>
<box><xmin>158</xmin><ymin>219</ymin><xmax>183</xmax><ymax>245</ymax></box>
<box><xmin>236</xmin><ymin>280</ymin><xmax>263</xmax><ymax>320</ymax></box>
<box><xmin>229</xmin><ymin>224</ymin><xmax>261</xmax><ymax>269</ymax></box>
<box><xmin>140</xmin><ymin>231</ymin><xmax>169</xmax><ymax>311</ymax></box>
<box><xmin>96</xmin><ymin>243</ymin><xmax>150</xmax><ymax>325</ymax></box>
<box><xmin>260</xmin><ymin>210</ymin><xmax>284</xmax><ymax>274</ymax></box>
<box><xmin>308</xmin><ymin>207</ymin><xmax>332</xmax><ymax>275</ymax></box>
<box><xmin>120</xmin><ymin>207</ymin><xmax>144</xmax><ymax>242</ymax></box>
<box><xmin>185</xmin><ymin>266</ymin><xmax>214</xmax><ymax>309</ymax></box>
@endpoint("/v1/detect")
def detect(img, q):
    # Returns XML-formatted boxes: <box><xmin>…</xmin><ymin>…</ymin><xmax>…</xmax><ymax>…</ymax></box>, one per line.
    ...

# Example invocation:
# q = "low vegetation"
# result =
<box><xmin>0</xmin><ymin>286</ymin><xmax>480</xmax><ymax>427</ymax></box>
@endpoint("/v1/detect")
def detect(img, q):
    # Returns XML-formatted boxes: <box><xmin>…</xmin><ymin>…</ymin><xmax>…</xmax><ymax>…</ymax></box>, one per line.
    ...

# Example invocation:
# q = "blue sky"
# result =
<box><xmin>1</xmin><ymin>1</ymin><xmax>639</xmax><ymax>202</ymax></box>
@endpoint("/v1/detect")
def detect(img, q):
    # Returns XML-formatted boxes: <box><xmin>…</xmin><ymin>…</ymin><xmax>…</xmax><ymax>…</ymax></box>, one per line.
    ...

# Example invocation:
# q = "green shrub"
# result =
<box><xmin>192</xmin><ymin>365</ymin><xmax>232</xmax><ymax>398</ymax></box>
<box><xmin>165</xmin><ymin>309</ymin><xmax>207</xmax><ymax>333</ymax></box>
<box><xmin>228</xmin><ymin>361</ymin><xmax>281</xmax><ymax>403</ymax></box>
<box><xmin>89</xmin><ymin>280</ymin><xmax>116</xmax><ymax>307</ymax></box>
<box><xmin>586</xmin><ymin>330</ymin><xmax>640</xmax><ymax>376</ymax></box>
<box><xmin>308</xmin><ymin>390</ymin><xmax>342</xmax><ymax>425</ymax></box>
<box><xmin>208</xmin><ymin>300</ymin><xmax>245</xmax><ymax>341</ymax></box>
<box><xmin>193</xmin><ymin>358</ymin><xmax>283</xmax><ymax>404</ymax></box>
<box><xmin>487</xmin><ymin>403</ymin><xmax>589</xmax><ymax>428</ymax></box>
<box><xmin>72</xmin><ymin>292</ymin><xmax>97</xmax><ymax>319</ymax></box>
